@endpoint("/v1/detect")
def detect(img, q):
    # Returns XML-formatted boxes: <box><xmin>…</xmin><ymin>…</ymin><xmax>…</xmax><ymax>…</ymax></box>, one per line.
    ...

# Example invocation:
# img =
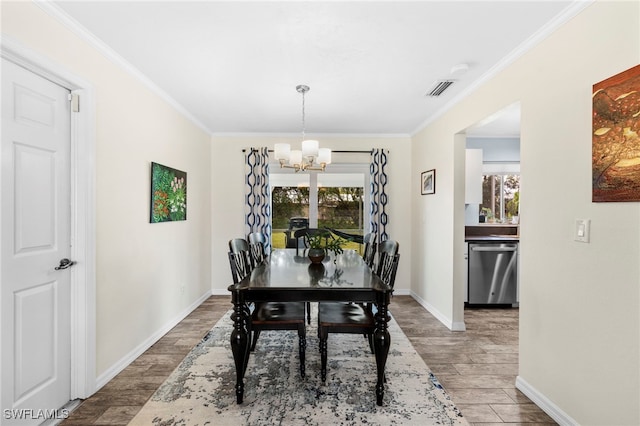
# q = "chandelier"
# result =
<box><xmin>274</xmin><ymin>85</ymin><xmax>331</xmax><ymax>172</ymax></box>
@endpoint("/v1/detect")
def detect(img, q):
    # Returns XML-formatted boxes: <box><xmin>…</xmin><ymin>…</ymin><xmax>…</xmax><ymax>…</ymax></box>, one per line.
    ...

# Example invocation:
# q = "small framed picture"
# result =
<box><xmin>421</xmin><ymin>169</ymin><xmax>435</xmax><ymax>195</ymax></box>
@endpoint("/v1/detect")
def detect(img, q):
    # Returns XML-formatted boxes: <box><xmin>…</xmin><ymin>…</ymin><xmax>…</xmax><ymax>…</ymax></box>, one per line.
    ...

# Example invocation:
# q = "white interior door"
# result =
<box><xmin>1</xmin><ymin>58</ymin><xmax>72</xmax><ymax>424</ymax></box>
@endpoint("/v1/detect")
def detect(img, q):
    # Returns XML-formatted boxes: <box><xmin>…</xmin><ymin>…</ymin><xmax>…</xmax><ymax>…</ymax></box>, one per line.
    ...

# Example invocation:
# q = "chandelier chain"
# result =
<box><xmin>301</xmin><ymin>88</ymin><xmax>306</xmax><ymax>140</ymax></box>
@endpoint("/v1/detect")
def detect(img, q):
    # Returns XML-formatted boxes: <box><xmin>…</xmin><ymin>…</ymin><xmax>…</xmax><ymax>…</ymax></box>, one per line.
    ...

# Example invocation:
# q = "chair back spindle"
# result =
<box><xmin>228</xmin><ymin>238</ymin><xmax>253</xmax><ymax>283</ymax></box>
<box><xmin>248</xmin><ymin>232</ymin><xmax>268</xmax><ymax>266</ymax></box>
<box><xmin>378</xmin><ymin>253</ymin><xmax>400</xmax><ymax>291</ymax></box>
<box><xmin>362</xmin><ymin>233</ymin><xmax>376</xmax><ymax>269</ymax></box>
<box><xmin>375</xmin><ymin>240</ymin><xmax>399</xmax><ymax>275</ymax></box>
<box><xmin>228</xmin><ymin>251</ymin><xmax>252</xmax><ymax>284</ymax></box>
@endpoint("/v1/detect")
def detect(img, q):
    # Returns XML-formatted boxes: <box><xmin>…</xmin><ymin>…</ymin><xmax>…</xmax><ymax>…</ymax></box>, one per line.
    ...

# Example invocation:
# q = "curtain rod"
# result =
<box><xmin>242</xmin><ymin>148</ymin><xmax>375</xmax><ymax>154</ymax></box>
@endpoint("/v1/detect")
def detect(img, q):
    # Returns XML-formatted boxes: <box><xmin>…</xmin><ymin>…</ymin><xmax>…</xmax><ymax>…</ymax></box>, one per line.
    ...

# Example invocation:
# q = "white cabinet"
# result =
<box><xmin>465</xmin><ymin>149</ymin><xmax>483</xmax><ymax>204</ymax></box>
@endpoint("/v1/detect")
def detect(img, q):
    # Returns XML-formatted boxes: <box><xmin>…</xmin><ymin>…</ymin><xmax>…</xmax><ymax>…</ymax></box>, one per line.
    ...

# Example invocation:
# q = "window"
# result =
<box><xmin>481</xmin><ymin>174</ymin><xmax>520</xmax><ymax>224</ymax></box>
<box><xmin>317</xmin><ymin>186</ymin><xmax>364</xmax><ymax>231</ymax></box>
<box><xmin>270</xmin><ymin>169</ymin><xmax>368</xmax><ymax>249</ymax></box>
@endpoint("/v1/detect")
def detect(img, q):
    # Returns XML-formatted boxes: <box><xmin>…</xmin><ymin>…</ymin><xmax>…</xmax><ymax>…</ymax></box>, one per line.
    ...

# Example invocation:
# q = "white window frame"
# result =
<box><xmin>270</xmin><ymin>163</ymin><xmax>370</xmax><ymax>232</ymax></box>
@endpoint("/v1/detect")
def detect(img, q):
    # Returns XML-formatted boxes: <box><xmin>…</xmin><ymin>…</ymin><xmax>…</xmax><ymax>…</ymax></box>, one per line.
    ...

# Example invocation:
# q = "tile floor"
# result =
<box><xmin>61</xmin><ymin>295</ymin><xmax>556</xmax><ymax>425</ymax></box>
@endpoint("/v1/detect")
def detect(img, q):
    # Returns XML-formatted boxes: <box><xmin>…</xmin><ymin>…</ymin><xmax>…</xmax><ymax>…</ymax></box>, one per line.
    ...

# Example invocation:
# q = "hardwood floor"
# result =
<box><xmin>60</xmin><ymin>296</ymin><xmax>229</xmax><ymax>426</ymax></box>
<box><xmin>391</xmin><ymin>297</ymin><xmax>556</xmax><ymax>425</ymax></box>
<box><xmin>62</xmin><ymin>295</ymin><xmax>555</xmax><ymax>425</ymax></box>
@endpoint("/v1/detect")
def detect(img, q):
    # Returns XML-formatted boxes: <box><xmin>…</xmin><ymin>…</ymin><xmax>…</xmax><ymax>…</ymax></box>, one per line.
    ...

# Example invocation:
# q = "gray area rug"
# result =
<box><xmin>130</xmin><ymin>305</ymin><xmax>467</xmax><ymax>425</ymax></box>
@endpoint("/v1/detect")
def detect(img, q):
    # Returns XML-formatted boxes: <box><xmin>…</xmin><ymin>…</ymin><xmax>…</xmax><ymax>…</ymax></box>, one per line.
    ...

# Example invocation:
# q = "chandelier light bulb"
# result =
<box><xmin>274</xmin><ymin>143</ymin><xmax>290</xmax><ymax>161</ymax></box>
<box><xmin>317</xmin><ymin>148</ymin><xmax>331</xmax><ymax>165</ymax></box>
<box><xmin>302</xmin><ymin>140</ymin><xmax>319</xmax><ymax>158</ymax></box>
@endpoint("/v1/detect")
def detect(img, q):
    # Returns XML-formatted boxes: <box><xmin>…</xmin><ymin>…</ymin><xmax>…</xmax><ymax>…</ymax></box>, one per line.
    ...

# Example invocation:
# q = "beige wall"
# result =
<box><xmin>412</xmin><ymin>1</ymin><xmax>640</xmax><ymax>424</ymax></box>
<box><xmin>4</xmin><ymin>1</ymin><xmax>639</xmax><ymax>423</ymax></box>
<box><xmin>1</xmin><ymin>2</ymin><xmax>212</xmax><ymax>379</ymax></box>
<box><xmin>211</xmin><ymin>135</ymin><xmax>412</xmax><ymax>294</ymax></box>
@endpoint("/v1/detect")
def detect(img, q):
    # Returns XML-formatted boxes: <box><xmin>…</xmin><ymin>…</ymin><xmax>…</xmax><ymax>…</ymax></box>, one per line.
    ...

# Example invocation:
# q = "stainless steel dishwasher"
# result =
<box><xmin>468</xmin><ymin>242</ymin><xmax>518</xmax><ymax>305</ymax></box>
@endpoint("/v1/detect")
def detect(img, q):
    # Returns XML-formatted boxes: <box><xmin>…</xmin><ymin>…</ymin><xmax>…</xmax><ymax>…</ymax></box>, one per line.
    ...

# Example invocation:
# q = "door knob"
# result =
<box><xmin>55</xmin><ymin>258</ymin><xmax>76</xmax><ymax>270</ymax></box>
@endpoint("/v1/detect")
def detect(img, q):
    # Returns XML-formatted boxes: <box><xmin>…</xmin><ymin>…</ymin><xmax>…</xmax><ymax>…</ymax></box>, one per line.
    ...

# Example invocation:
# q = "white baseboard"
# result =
<box><xmin>450</xmin><ymin>320</ymin><xmax>466</xmax><ymax>331</ymax></box>
<box><xmin>515</xmin><ymin>376</ymin><xmax>578</xmax><ymax>426</ymax></box>
<box><xmin>410</xmin><ymin>291</ymin><xmax>466</xmax><ymax>331</ymax></box>
<box><xmin>95</xmin><ymin>290</ymin><xmax>212</xmax><ymax>390</ymax></box>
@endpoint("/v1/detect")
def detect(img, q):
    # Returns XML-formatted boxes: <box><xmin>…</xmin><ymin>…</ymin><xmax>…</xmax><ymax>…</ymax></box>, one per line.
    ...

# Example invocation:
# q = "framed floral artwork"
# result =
<box><xmin>150</xmin><ymin>162</ymin><xmax>187</xmax><ymax>223</ymax></box>
<box><xmin>421</xmin><ymin>169</ymin><xmax>435</xmax><ymax>195</ymax></box>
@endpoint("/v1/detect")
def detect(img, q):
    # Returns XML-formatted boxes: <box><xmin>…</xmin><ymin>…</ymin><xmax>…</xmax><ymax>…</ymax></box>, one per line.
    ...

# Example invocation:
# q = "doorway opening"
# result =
<box><xmin>462</xmin><ymin>102</ymin><xmax>521</xmax><ymax>314</ymax></box>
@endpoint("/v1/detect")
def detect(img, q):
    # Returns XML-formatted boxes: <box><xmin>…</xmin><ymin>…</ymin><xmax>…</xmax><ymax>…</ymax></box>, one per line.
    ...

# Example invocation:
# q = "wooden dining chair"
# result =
<box><xmin>227</xmin><ymin>238</ymin><xmax>307</xmax><ymax>377</ymax></box>
<box><xmin>228</xmin><ymin>238</ymin><xmax>253</xmax><ymax>282</ymax></box>
<box><xmin>293</xmin><ymin>227</ymin><xmax>332</xmax><ymax>249</ymax></box>
<box><xmin>374</xmin><ymin>239</ymin><xmax>399</xmax><ymax>273</ymax></box>
<box><xmin>247</xmin><ymin>232</ymin><xmax>267</xmax><ymax>266</ymax></box>
<box><xmin>317</xmin><ymin>249</ymin><xmax>400</xmax><ymax>382</ymax></box>
<box><xmin>362</xmin><ymin>232</ymin><xmax>376</xmax><ymax>269</ymax></box>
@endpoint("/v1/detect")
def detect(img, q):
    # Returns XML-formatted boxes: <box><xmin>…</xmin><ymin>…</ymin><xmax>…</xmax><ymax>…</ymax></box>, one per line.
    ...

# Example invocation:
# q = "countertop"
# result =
<box><xmin>465</xmin><ymin>235</ymin><xmax>519</xmax><ymax>242</ymax></box>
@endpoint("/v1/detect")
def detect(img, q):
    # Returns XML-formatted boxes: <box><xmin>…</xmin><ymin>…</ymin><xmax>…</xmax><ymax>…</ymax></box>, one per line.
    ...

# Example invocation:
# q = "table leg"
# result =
<box><xmin>373</xmin><ymin>293</ymin><xmax>391</xmax><ymax>406</ymax></box>
<box><xmin>230</xmin><ymin>292</ymin><xmax>249</xmax><ymax>404</ymax></box>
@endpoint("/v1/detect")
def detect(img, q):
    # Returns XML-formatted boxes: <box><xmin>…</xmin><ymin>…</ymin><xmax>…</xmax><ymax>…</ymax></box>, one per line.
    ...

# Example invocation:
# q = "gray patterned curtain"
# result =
<box><xmin>245</xmin><ymin>147</ymin><xmax>271</xmax><ymax>253</ymax></box>
<box><xmin>370</xmin><ymin>148</ymin><xmax>389</xmax><ymax>243</ymax></box>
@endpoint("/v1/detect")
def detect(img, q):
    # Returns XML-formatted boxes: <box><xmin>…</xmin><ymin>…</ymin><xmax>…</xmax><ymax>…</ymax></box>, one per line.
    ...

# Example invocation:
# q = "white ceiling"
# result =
<box><xmin>51</xmin><ymin>1</ymin><xmax>582</xmax><ymax>137</ymax></box>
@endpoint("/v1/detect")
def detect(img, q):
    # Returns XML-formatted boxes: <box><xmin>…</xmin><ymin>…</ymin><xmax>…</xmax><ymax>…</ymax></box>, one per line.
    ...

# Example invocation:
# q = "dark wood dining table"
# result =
<box><xmin>227</xmin><ymin>248</ymin><xmax>393</xmax><ymax>406</ymax></box>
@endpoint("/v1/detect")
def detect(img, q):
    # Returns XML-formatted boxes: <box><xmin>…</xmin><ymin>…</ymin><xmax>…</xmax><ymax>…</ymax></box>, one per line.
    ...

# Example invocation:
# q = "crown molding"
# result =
<box><xmin>35</xmin><ymin>0</ymin><xmax>213</xmax><ymax>135</ymax></box>
<box><xmin>411</xmin><ymin>0</ymin><xmax>594</xmax><ymax>136</ymax></box>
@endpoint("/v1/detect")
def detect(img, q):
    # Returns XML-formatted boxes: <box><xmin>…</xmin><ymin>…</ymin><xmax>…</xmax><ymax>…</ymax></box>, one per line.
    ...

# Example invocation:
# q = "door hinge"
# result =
<box><xmin>68</xmin><ymin>93</ymin><xmax>80</xmax><ymax>112</ymax></box>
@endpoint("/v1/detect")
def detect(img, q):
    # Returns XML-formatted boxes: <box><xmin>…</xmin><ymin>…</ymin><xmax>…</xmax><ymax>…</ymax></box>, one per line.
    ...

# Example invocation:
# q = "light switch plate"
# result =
<box><xmin>574</xmin><ymin>219</ymin><xmax>590</xmax><ymax>243</ymax></box>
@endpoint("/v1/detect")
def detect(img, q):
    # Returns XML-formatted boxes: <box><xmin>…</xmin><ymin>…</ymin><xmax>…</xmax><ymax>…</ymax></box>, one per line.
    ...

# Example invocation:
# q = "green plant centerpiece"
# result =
<box><xmin>307</xmin><ymin>232</ymin><xmax>347</xmax><ymax>263</ymax></box>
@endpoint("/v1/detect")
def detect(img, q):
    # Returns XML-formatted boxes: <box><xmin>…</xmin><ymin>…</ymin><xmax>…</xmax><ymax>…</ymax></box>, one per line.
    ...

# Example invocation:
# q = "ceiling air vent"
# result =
<box><xmin>425</xmin><ymin>80</ymin><xmax>454</xmax><ymax>97</ymax></box>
